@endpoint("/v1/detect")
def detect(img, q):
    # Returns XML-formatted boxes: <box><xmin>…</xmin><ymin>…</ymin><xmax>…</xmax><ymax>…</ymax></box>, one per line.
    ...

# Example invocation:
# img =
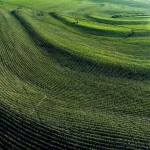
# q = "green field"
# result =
<box><xmin>0</xmin><ymin>0</ymin><xmax>150</xmax><ymax>149</ymax></box>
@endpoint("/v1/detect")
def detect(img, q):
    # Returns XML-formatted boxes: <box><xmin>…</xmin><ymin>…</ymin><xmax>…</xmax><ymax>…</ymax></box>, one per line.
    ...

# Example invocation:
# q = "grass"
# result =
<box><xmin>0</xmin><ymin>0</ymin><xmax>150</xmax><ymax>149</ymax></box>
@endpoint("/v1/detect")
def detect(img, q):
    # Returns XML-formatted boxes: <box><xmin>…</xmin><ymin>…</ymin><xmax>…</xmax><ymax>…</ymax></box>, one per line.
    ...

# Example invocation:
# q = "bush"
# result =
<box><xmin>111</xmin><ymin>14</ymin><xmax>122</xmax><ymax>18</ymax></box>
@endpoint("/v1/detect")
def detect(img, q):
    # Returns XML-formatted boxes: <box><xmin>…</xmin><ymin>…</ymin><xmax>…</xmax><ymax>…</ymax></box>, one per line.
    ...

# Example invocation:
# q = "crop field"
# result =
<box><xmin>0</xmin><ymin>0</ymin><xmax>150</xmax><ymax>149</ymax></box>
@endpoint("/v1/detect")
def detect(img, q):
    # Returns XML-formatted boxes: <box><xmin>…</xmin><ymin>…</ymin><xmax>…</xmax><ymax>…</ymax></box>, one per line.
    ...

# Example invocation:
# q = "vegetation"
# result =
<box><xmin>0</xmin><ymin>0</ymin><xmax>150</xmax><ymax>149</ymax></box>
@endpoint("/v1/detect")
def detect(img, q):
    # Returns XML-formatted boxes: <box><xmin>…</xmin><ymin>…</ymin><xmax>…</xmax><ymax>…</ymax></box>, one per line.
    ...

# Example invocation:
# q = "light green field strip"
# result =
<box><xmin>55</xmin><ymin>14</ymin><xmax>150</xmax><ymax>39</ymax></box>
<box><xmin>23</xmin><ymin>9</ymin><xmax>149</xmax><ymax>59</ymax></box>
<box><xmin>33</xmin><ymin>11</ymin><xmax>150</xmax><ymax>60</ymax></box>
<box><xmin>90</xmin><ymin>15</ymin><xmax>150</xmax><ymax>22</ymax></box>
<box><xmin>122</xmin><ymin>23</ymin><xmax>150</xmax><ymax>30</ymax></box>
<box><xmin>88</xmin><ymin>15</ymin><xmax>150</xmax><ymax>30</ymax></box>
<box><xmin>1</xmin><ymin>0</ymin><xmax>85</xmax><ymax>13</ymax></box>
<box><xmin>61</xmin><ymin>15</ymin><xmax>130</xmax><ymax>32</ymax></box>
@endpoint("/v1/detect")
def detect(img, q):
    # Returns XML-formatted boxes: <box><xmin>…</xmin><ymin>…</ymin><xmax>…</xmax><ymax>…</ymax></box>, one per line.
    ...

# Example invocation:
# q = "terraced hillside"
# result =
<box><xmin>0</xmin><ymin>0</ymin><xmax>150</xmax><ymax>149</ymax></box>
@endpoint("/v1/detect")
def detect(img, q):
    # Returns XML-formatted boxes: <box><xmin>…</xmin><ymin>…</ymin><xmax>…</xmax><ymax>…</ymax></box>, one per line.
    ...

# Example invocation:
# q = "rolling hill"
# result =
<box><xmin>0</xmin><ymin>0</ymin><xmax>150</xmax><ymax>149</ymax></box>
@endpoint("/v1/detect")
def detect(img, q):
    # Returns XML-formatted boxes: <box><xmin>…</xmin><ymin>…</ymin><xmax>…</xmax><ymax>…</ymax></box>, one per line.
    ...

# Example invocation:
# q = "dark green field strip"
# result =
<box><xmin>1</xmin><ymin>53</ymin><xmax>149</xmax><ymax>119</ymax></box>
<box><xmin>0</xmin><ymin>104</ymin><xmax>109</xmax><ymax>148</ymax></box>
<box><xmin>0</xmin><ymin>117</ymin><xmax>65</xmax><ymax>149</ymax></box>
<box><xmin>1</xmin><ymin>103</ymin><xmax>96</xmax><ymax>149</ymax></box>
<box><xmin>0</xmin><ymin>105</ymin><xmax>148</xmax><ymax>149</ymax></box>
<box><xmin>2</xmin><ymin>101</ymin><xmax>149</xmax><ymax>148</ymax></box>
<box><xmin>1</xmin><ymin>73</ymin><xmax>150</xmax><ymax>140</ymax></box>
<box><xmin>1</xmin><ymin>133</ymin><xmax>29</xmax><ymax>150</ymax></box>
<box><xmin>35</xmin><ymin>96</ymin><xmax>150</xmax><ymax>136</ymax></box>
<box><xmin>0</xmin><ymin>102</ymin><xmax>149</xmax><ymax>149</ymax></box>
<box><xmin>2</xmin><ymin>95</ymin><xmax>149</xmax><ymax>143</ymax></box>
<box><xmin>2</xmin><ymin>94</ymin><xmax>148</xmax><ymax>140</ymax></box>
<box><xmin>0</xmin><ymin>65</ymin><xmax>149</xmax><ymax>143</ymax></box>
<box><xmin>1</xmin><ymin>123</ymin><xmax>74</xmax><ymax>150</ymax></box>
<box><xmin>1</xmin><ymin>116</ymin><xmax>54</xmax><ymax>149</ymax></box>
<box><xmin>1</xmin><ymin>117</ymin><xmax>38</xmax><ymax>149</ymax></box>
<box><xmin>1</xmin><ymin>107</ymin><xmax>90</xmax><ymax>149</ymax></box>
<box><xmin>1</xmin><ymin>79</ymin><xmax>149</xmax><ymax>142</ymax></box>
<box><xmin>1</xmin><ymin>108</ymin><xmax>78</xmax><ymax>150</ymax></box>
<box><xmin>0</xmin><ymin>88</ymin><xmax>149</xmax><ymax>148</ymax></box>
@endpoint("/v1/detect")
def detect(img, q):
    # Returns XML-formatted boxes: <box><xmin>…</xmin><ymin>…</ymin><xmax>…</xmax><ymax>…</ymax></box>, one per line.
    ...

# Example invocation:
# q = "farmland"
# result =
<box><xmin>0</xmin><ymin>0</ymin><xmax>150</xmax><ymax>149</ymax></box>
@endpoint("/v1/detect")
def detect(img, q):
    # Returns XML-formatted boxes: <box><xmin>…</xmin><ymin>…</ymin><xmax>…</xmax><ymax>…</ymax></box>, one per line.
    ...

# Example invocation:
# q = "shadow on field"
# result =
<box><xmin>11</xmin><ymin>11</ymin><xmax>150</xmax><ymax>80</ymax></box>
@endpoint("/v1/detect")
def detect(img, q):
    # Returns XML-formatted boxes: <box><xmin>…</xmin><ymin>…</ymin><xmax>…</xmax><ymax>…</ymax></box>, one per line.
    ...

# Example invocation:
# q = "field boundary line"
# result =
<box><xmin>30</xmin><ymin>94</ymin><xmax>47</xmax><ymax>115</ymax></box>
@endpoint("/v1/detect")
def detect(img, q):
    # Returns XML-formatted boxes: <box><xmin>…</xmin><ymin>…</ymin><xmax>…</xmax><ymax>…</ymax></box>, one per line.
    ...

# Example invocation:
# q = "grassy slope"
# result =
<box><xmin>0</xmin><ymin>0</ymin><xmax>150</xmax><ymax>149</ymax></box>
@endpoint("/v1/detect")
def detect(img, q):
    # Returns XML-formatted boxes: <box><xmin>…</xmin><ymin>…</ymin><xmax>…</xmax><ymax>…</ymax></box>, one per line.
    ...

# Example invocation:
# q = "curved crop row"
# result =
<box><xmin>1</xmin><ymin>102</ymin><xmax>149</xmax><ymax>150</ymax></box>
<box><xmin>11</xmin><ymin>10</ymin><xmax>150</xmax><ymax>80</ymax></box>
<box><xmin>0</xmin><ymin>1</ymin><xmax>150</xmax><ymax>150</ymax></box>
